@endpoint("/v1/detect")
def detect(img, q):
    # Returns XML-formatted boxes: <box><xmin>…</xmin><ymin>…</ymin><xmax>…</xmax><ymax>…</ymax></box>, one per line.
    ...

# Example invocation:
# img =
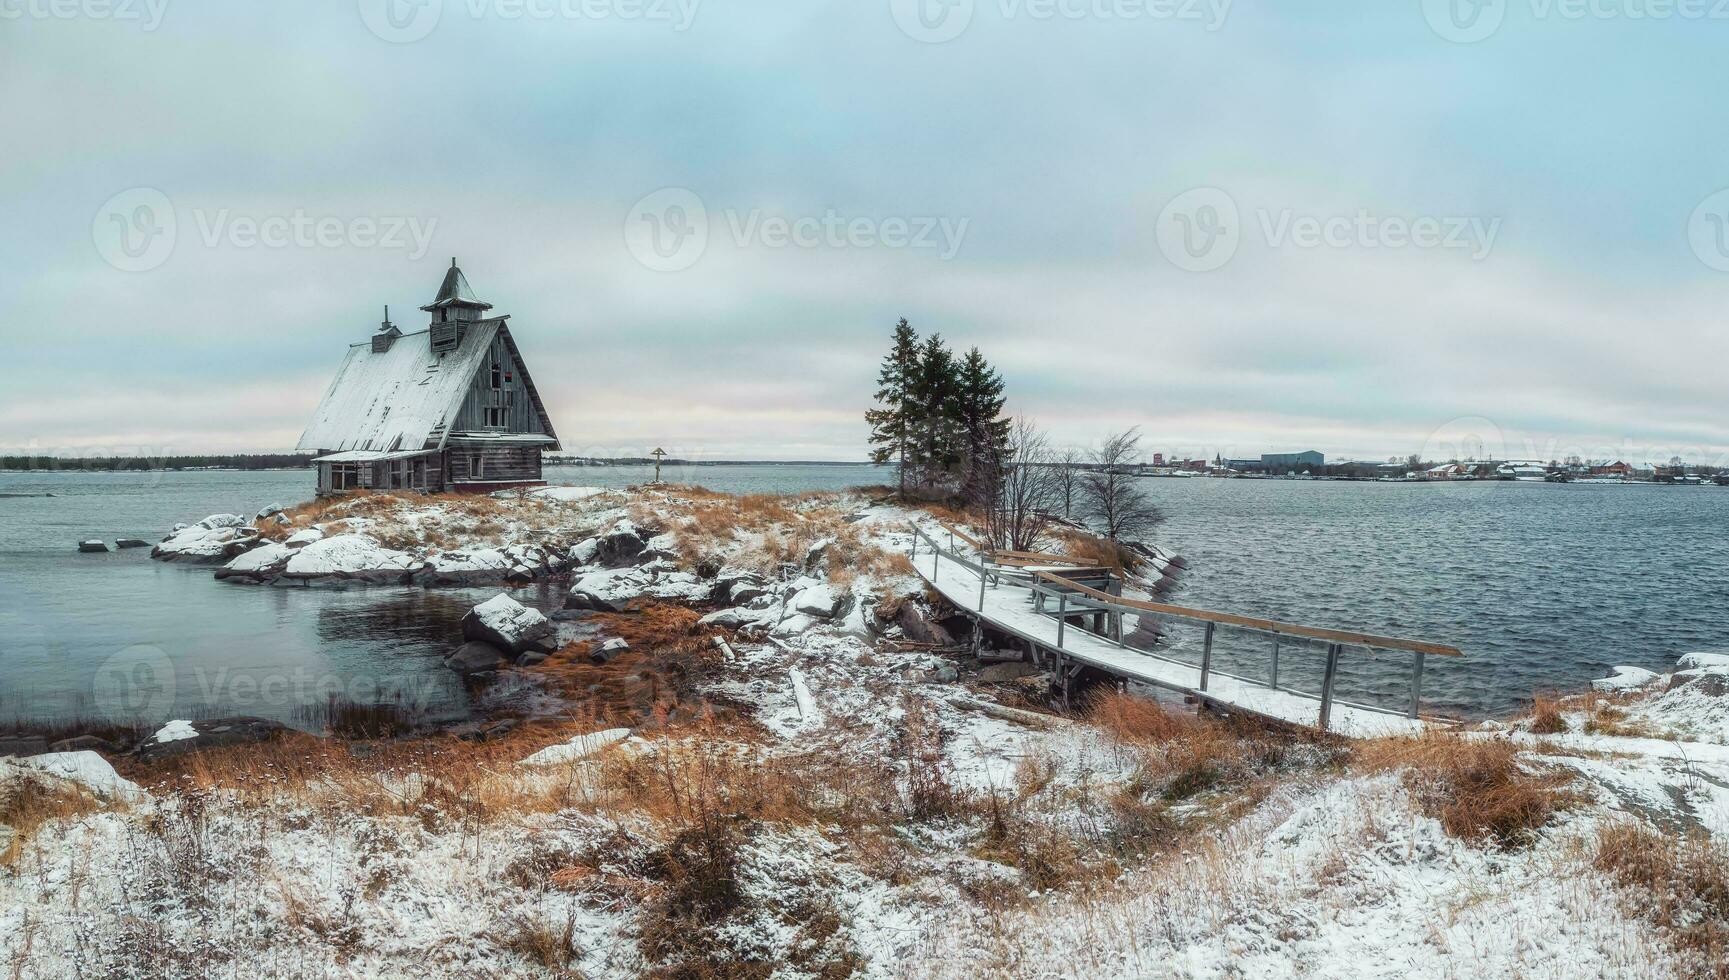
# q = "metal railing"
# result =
<box><xmin>909</xmin><ymin>522</ymin><xmax>1461</xmax><ymax>731</ymax></box>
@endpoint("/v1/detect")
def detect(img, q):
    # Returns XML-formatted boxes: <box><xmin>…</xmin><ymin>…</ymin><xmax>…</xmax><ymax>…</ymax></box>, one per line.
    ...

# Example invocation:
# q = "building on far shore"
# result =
<box><xmin>1224</xmin><ymin>450</ymin><xmax>1326</xmax><ymax>472</ymax></box>
<box><xmin>296</xmin><ymin>261</ymin><xmax>561</xmax><ymax>495</ymax></box>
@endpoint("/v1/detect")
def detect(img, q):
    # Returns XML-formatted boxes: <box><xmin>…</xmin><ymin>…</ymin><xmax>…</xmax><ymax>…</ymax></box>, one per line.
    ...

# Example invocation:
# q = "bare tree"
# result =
<box><xmin>1053</xmin><ymin>448</ymin><xmax>1082</xmax><ymax>519</ymax></box>
<box><xmin>975</xmin><ymin>417</ymin><xmax>1061</xmax><ymax>553</ymax></box>
<box><xmin>1080</xmin><ymin>427</ymin><xmax>1163</xmax><ymax>542</ymax></box>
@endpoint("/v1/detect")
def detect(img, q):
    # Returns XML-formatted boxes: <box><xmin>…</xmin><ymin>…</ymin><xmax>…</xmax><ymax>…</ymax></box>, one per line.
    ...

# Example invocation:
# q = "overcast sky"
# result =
<box><xmin>3</xmin><ymin>1</ymin><xmax>1727</xmax><ymax>464</ymax></box>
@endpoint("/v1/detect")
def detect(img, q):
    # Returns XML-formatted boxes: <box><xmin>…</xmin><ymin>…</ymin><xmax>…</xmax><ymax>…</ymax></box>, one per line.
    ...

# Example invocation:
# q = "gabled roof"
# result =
<box><xmin>297</xmin><ymin>320</ymin><xmax>501</xmax><ymax>454</ymax></box>
<box><xmin>297</xmin><ymin>318</ymin><xmax>563</xmax><ymax>454</ymax></box>
<box><xmin>421</xmin><ymin>262</ymin><xmax>492</xmax><ymax>311</ymax></box>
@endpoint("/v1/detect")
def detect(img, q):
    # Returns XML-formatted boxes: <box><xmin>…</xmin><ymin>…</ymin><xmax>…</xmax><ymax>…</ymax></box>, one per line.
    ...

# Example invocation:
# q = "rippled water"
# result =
<box><xmin>1</xmin><ymin>466</ymin><xmax>1722</xmax><ymax>726</ymax></box>
<box><xmin>0</xmin><ymin>464</ymin><xmax>888</xmax><ymax>729</ymax></box>
<box><xmin>1141</xmin><ymin>478</ymin><xmax>1729</xmax><ymax>716</ymax></box>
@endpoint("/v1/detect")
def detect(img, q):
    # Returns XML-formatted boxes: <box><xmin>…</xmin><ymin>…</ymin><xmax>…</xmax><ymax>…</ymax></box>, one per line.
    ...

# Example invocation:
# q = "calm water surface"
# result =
<box><xmin>1</xmin><ymin>466</ymin><xmax>1723</xmax><ymax>725</ymax></box>
<box><xmin>0</xmin><ymin>464</ymin><xmax>887</xmax><ymax>729</ymax></box>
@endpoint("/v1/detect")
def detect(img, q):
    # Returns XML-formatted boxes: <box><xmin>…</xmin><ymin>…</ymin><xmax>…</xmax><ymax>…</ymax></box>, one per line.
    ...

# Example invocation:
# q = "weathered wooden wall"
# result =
<box><xmin>451</xmin><ymin>335</ymin><xmax>544</xmax><ymax>435</ymax></box>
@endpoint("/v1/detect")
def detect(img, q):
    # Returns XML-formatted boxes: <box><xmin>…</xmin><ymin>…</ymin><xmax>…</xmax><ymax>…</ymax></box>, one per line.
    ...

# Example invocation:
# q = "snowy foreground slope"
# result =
<box><xmin>5</xmin><ymin>486</ymin><xmax>1729</xmax><ymax>979</ymax></box>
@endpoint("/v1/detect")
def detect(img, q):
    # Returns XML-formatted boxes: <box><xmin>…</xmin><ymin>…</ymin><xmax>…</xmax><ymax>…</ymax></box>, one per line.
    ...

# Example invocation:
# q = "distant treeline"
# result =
<box><xmin>0</xmin><ymin>454</ymin><xmax>316</xmax><ymax>472</ymax></box>
<box><xmin>546</xmin><ymin>457</ymin><xmax>873</xmax><ymax>467</ymax></box>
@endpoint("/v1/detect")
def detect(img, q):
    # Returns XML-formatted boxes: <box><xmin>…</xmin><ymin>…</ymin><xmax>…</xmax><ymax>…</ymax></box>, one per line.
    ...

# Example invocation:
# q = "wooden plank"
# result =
<box><xmin>1029</xmin><ymin>570</ymin><xmax>1463</xmax><ymax>657</ymax></box>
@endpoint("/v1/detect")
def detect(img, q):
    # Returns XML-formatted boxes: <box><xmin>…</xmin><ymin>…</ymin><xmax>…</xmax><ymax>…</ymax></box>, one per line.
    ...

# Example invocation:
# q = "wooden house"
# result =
<box><xmin>296</xmin><ymin>261</ymin><xmax>561</xmax><ymax>495</ymax></box>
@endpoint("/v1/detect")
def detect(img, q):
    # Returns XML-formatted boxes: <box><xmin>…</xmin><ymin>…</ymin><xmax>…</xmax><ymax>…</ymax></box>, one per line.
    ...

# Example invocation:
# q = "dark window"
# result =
<box><xmin>490</xmin><ymin>363</ymin><xmax>502</xmax><ymax>389</ymax></box>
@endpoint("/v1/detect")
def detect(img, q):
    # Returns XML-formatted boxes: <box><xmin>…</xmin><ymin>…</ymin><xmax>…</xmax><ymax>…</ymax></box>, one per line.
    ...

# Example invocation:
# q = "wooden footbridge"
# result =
<box><xmin>908</xmin><ymin>523</ymin><xmax>1462</xmax><ymax>738</ymax></box>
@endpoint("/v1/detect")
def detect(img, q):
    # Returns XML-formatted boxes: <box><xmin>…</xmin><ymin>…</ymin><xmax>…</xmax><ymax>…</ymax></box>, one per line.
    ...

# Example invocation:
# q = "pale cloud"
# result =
<box><xmin>3</xmin><ymin>3</ymin><xmax>1726</xmax><ymax>461</ymax></box>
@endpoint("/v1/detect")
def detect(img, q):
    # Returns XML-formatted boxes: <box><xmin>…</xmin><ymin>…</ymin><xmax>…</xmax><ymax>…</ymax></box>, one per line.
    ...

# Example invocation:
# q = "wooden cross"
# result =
<box><xmin>651</xmin><ymin>447</ymin><xmax>667</xmax><ymax>484</ymax></box>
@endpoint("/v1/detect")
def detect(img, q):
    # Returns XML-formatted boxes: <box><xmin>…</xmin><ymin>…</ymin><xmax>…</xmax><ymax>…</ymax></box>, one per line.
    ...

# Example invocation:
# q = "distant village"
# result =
<box><xmin>1138</xmin><ymin>450</ymin><xmax>1729</xmax><ymax>485</ymax></box>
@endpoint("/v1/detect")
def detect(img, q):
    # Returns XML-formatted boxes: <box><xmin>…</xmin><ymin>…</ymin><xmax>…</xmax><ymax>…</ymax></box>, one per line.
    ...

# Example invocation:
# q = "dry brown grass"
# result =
<box><xmin>1353</xmin><ymin>734</ymin><xmax>1574</xmax><ymax>848</ymax></box>
<box><xmin>1594</xmin><ymin>821</ymin><xmax>1729</xmax><ymax>976</ymax></box>
<box><xmin>0</xmin><ymin>770</ymin><xmax>111</xmax><ymax>865</ymax></box>
<box><xmin>1529</xmin><ymin>693</ymin><xmax>1569</xmax><ymax>735</ymax></box>
<box><xmin>1050</xmin><ymin>529</ymin><xmax>1138</xmax><ymax>574</ymax></box>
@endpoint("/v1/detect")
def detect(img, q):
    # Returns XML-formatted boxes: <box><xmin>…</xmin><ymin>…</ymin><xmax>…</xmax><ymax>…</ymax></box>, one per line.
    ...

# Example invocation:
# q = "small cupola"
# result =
<box><xmin>423</xmin><ymin>259</ymin><xmax>493</xmax><ymax>354</ymax></box>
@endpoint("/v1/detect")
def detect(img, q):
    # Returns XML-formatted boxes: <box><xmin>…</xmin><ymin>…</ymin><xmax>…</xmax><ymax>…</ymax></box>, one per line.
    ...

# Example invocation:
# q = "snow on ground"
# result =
<box><xmin>17</xmin><ymin>487</ymin><xmax>1729</xmax><ymax>977</ymax></box>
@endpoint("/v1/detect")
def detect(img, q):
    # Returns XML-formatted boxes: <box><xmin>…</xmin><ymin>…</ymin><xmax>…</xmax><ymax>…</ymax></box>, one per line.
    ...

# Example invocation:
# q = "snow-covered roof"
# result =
<box><xmin>296</xmin><ymin>320</ymin><xmax>502</xmax><ymax>454</ymax></box>
<box><xmin>310</xmin><ymin>448</ymin><xmax>438</xmax><ymax>463</ymax></box>
<box><xmin>421</xmin><ymin>262</ymin><xmax>491</xmax><ymax>311</ymax></box>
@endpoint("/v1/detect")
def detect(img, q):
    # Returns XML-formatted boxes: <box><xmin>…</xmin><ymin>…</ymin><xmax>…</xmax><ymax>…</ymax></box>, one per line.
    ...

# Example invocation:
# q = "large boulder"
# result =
<box><xmin>277</xmin><ymin>534</ymin><xmax>419</xmax><ymax>586</ymax></box>
<box><xmin>114</xmin><ymin>539</ymin><xmax>150</xmax><ymax>549</ymax></box>
<box><xmin>1</xmin><ymin>751</ymin><xmax>144</xmax><ymax>801</ymax></box>
<box><xmin>461</xmin><ymin>593</ymin><xmax>555</xmax><ymax>656</ymax></box>
<box><xmin>77</xmin><ymin>540</ymin><xmax>109</xmax><ymax>553</ymax></box>
<box><xmin>444</xmin><ymin>641</ymin><xmax>506</xmax><ymax>676</ymax></box>
<box><xmin>596</xmin><ymin>521</ymin><xmax>648</xmax><ymax>567</ymax></box>
<box><xmin>565</xmin><ymin>568</ymin><xmax>649</xmax><ymax>612</ymax></box>
<box><xmin>137</xmin><ymin>717</ymin><xmax>286</xmax><ymax>761</ymax></box>
<box><xmin>414</xmin><ymin>548</ymin><xmax>514</xmax><ymax>586</ymax></box>
<box><xmin>791</xmin><ymin>583</ymin><xmax>844</xmax><ymax>619</ymax></box>
<box><xmin>896</xmin><ymin>602</ymin><xmax>955</xmax><ymax>646</ymax></box>
<box><xmin>152</xmin><ymin>515</ymin><xmax>261</xmax><ymax>563</ymax></box>
<box><xmin>283</xmin><ymin>527</ymin><xmax>325</xmax><ymax>549</ymax></box>
<box><xmin>215</xmin><ymin>542</ymin><xmax>294</xmax><ymax>582</ymax></box>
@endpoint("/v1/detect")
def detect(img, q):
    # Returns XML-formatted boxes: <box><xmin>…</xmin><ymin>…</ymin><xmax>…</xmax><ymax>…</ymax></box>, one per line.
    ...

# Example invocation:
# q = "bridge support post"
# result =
<box><xmin>1056</xmin><ymin>594</ymin><xmax>1067</xmax><ymax>648</ymax></box>
<box><xmin>1319</xmin><ymin>643</ymin><xmax>1341</xmax><ymax>732</ymax></box>
<box><xmin>1270</xmin><ymin>635</ymin><xmax>1281</xmax><ymax>690</ymax></box>
<box><xmin>1408</xmin><ymin>652</ymin><xmax>1426</xmax><ymax>720</ymax></box>
<box><xmin>978</xmin><ymin>563</ymin><xmax>987</xmax><ymax>610</ymax></box>
<box><xmin>1200</xmin><ymin>622</ymin><xmax>1215</xmax><ymax>691</ymax></box>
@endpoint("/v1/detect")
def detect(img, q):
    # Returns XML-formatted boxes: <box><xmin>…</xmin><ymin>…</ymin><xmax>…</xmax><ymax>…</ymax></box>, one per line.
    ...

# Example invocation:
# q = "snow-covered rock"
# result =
<box><xmin>152</xmin><ymin>720</ymin><xmax>198</xmax><ymax>744</ymax></box>
<box><xmin>568</xmin><ymin>538</ymin><xmax>600</xmax><ymax>565</ymax></box>
<box><xmin>3</xmin><ymin>751</ymin><xmax>144</xmax><ymax>802</ymax></box>
<box><xmin>596</xmin><ymin>520</ymin><xmax>648</xmax><ymax>566</ymax></box>
<box><xmin>1593</xmin><ymin>665</ymin><xmax>1661</xmax><ymax>691</ymax></box>
<box><xmin>1678</xmin><ymin>652</ymin><xmax>1729</xmax><ymax>671</ymax></box>
<box><xmin>153</xmin><ymin>515</ymin><xmax>262</xmax><ymax>563</ymax></box>
<box><xmin>283</xmin><ymin>526</ymin><xmax>325</xmax><ymax>549</ymax></box>
<box><xmin>415</xmin><ymin>548</ymin><xmax>513</xmax><ymax>586</ymax></box>
<box><xmin>771</xmin><ymin>613</ymin><xmax>821</xmax><ymax>637</ymax></box>
<box><xmin>77</xmin><ymin>540</ymin><xmax>108</xmax><ymax>553</ymax></box>
<box><xmin>791</xmin><ymin>583</ymin><xmax>843</xmax><ymax>619</ymax></box>
<box><xmin>278</xmin><ymin>534</ymin><xmax>419</xmax><ymax>585</ymax></box>
<box><xmin>566</xmin><ymin>568</ymin><xmax>650</xmax><ymax>612</ymax></box>
<box><xmin>215</xmin><ymin>542</ymin><xmax>294</xmax><ymax>582</ymax></box>
<box><xmin>518</xmin><ymin>727</ymin><xmax>632</xmax><ymax>767</ymax></box>
<box><xmin>461</xmin><ymin>593</ymin><xmax>554</xmax><ymax>656</ymax></box>
<box><xmin>256</xmin><ymin>503</ymin><xmax>285</xmax><ymax>520</ymax></box>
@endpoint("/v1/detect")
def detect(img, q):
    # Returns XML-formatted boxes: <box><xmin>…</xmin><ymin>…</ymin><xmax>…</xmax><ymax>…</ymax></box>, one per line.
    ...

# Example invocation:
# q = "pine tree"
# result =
<box><xmin>909</xmin><ymin>333</ymin><xmax>960</xmax><ymax>490</ymax></box>
<box><xmin>954</xmin><ymin>347</ymin><xmax>1010</xmax><ymax>504</ymax></box>
<box><xmin>866</xmin><ymin>318</ymin><xmax>920</xmax><ymax>496</ymax></box>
